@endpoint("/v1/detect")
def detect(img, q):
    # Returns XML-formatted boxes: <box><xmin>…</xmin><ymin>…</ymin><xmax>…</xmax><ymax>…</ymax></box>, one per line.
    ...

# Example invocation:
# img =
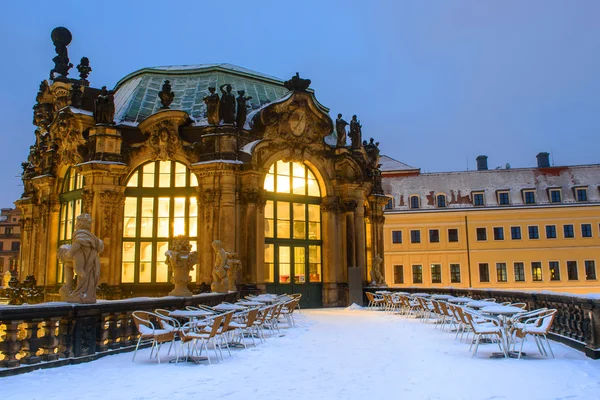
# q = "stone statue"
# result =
<box><xmin>335</xmin><ymin>113</ymin><xmax>349</xmax><ymax>147</ymax></box>
<box><xmin>284</xmin><ymin>72</ymin><xmax>311</xmax><ymax>91</ymax></box>
<box><xmin>2</xmin><ymin>271</ymin><xmax>11</xmax><ymax>288</ymax></box>
<box><xmin>94</xmin><ymin>86</ymin><xmax>115</xmax><ymax>125</ymax></box>
<box><xmin>210</xmin><ymin>240</ymin><xmax>241</xmax><ymax>293</ymax></box>
<box><xmin>71</xmin><ymin>82</ymin><xmax>83</xmax><ymax>108</ymax></box>
<box><xmin>159</xmin><ymin>80</ymin><xmax>175</xmax><ymax>109</ymax></box>
<box><xmin>76</xmin><ymin>57</ymin><xmax>92</xmax><ymax>81</ymax></box>
<box><xmin>370</xmin><ymin>255</ymin><xmax>386</xmax><ymax>287</ymax></box>
<box><xmin>57</xmin><ymin>214</ymin><xmax>104</xmax><ymax>304</ymax></box>
<box><xmin>165</xmin><ymin>236</ymin><xmax>198</xmax><ymax>297</ymax></box>
<box><xmin>364</xmin><ymin>137</ymin><xmax>381</xmax><ymax>170</ymax></box>
<box><xmin>50</xmin><ymin>27</ymin><xmax>73</xmax><ymax>80</ymax></box>
<box><xmin>236</xmin><ymin>90</ymin><xmax>253</xmax><ymax>128</ymax></box>
<box><xmin>219</xmin><ymin>84</ymin><xmax>236</xmax><ymax>124</ymax></box>
<box><xmin>203</xmin><ymin>86</ymin><xmax>220</xmax><ymax>125</ymax></box>
<box><xmin>349</xmin><ymin>115</ymin><xmax>362</xmax><ymax>149</ymax></box>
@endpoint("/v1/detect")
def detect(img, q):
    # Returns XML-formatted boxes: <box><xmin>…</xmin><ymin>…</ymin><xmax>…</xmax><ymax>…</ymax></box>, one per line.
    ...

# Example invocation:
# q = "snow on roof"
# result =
<box><xmin>379</xmin><ymin>155</ymin><xmax>418</xmax><ymax>172</ymax></box>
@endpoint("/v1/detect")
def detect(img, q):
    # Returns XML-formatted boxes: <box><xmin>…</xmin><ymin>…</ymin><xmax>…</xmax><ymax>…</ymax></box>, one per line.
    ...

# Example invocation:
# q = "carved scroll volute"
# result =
<box><xmin>138</xmin><ymin>110</ymin><xmax>189</xmax><ymax>162</ymax></box>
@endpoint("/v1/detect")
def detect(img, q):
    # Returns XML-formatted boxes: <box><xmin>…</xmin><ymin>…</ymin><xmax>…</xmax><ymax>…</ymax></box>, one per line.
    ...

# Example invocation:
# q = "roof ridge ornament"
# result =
<box><xmin>159</xmin><ymin>80</ymin><xmax>175</xmax><ymax>109</ymax></box>
<box><xmin>50</xmin><ymin>27</ymin><xmax>73</xmax><ymax>81</ymax></box>
<box><xmin>284</xmin><ymin>72</ymin><xmax>311</xmax><ymax>92</ymax></box>
<box><xmin>76</xmin><ymin>57</ymin><xmax>92</xmax><ymax>86</ymax></box>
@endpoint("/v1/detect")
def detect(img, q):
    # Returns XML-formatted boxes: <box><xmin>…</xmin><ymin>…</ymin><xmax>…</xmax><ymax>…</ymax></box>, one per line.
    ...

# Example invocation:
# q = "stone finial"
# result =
<box><xmin>159</xmin><ymin>80</ymin><xmax>175</xmax><ymax>109</ymax></box>
<box><xmin>77</xmin><ymin>57</ymin><xmax>92</xmax><ymax>83</ymax></box>
<box><xmin>50</xmin><ymin>27</ymin><xmax>73</xmax><ymax>80</ymax></box>
<box><xmin>284</xmin><ymin>72</ymin><xmax>311</xmax><ymax>91</ymax></box>
<box><xmin>166</xmin><ymin>236</ymin><xmax>198</xmax><ymax>297</ymax></box>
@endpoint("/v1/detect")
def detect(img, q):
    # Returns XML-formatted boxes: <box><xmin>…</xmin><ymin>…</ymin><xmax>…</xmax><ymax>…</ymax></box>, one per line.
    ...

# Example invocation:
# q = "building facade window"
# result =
<box><xmin>263</xmin><ymin>160</ymin><xmax>322</xmax><ymax>285</ymax></box>
<box><xmin>514</xmin><ymin>262</ymin><xmax>525</xmax><ymax>282</ymax></box>
<box><xmin>585</xmin><ymin>260</ymin><xmax>596</xmax><ymax>280</ymax></box>
<box><xmin>410</xmin><ymin>230</ymin><xmax>421</xmax><ymax>243</ymax></box>
<box><xmin>476</xmin><ymin>227</ymin><xmax>487</xmax><ymax>241</ymax></box>
<box><xmin>450</xmin><ymin>264</ymin><xmax>461</xmax><ymax>283</ymax></box>
<box><xmin>549</xmin><ymin>189</ymin><xmax>561</xmax><ymax>203</ymax></box>
<box><xmin>473</xmin><ymin>192</ymin><xmax>485</xmax><ymax>206</ymax></box>
<box><xmin>58</xmin><ymin>167</ymin><xmax>84</xmax><ymax>283</ymax></box>
<box><xmin>498</xmin><ymin>191</ymin><xmax>510</xmax><ymax>205</ymax></box>
<box><xmin>385</xmin><ymin>198</ymin><xmax>394</xmax><ymax>210</ymax></box>
<box><xmin>511</xmin><ymin>226</ymin><xmax>521</xmax><ymax>240</ymax></box>
<box><xmin>0</xmin><ymin>242</ymin><xmax>3</xmax><ymax>251</ymax></box>
<box><xmin>549</xmin><ymin>261</ymin><xmax>560</xmax><ymax>281</ymax></box>
<box><xmin>393</xmin><ymin>265</ymin><xmax>404</xmax><ymax>284</ymax></box>
<box><xmin>528</xmin><ymin>226</ymin><xmax>539</xmax><ymax>239</ymax></box>
<box><xmin>532</xmin><ymin>262</ymin><xmax>543</xmax><ymax>281</ymax></box>
<box><xmin>11</xmin><ymin>242</ymin><xmax>19</xmax><ymax>252</ymax></box>
<box><xmin>5</xmin><ymin>227</ymin><xmax>12</xmax><ymax>235</ymax></box>
<box><xmin>581</xmin><ymin>224</ymin><xmax>592</xmax><ymax>238</ymax></box>
<box><xmin>493</xmin><ymin>227</ymin><xmax>504</xmax><ymax>241</ymax></box>
<box><xmin>567</xmin><ymin>261</ymin><xmax>578</xmax><ymax>280</ymax></box>
<box><xmin>448</xmin><ymin>228</ymin><xmax>459</xmax><ymax>242</ymax></box>
<box><xmin>545</xmin><ymin>225</ymin><xmax>557</xmax><ymax>239</ymax></box>
<box><xmin>410</xmin><ymin>196</ymin><xmax>420</xmax><ymax>209</ymax></box>
<box><xmin>563</xmin><ymin>224</ymin><xmax>575</xmax><ymax>238</ymax></box>
<box><xmin>429</xmin><ymin>229</ymin><xmax>439</xmax><ymax>243</ymax></box>
<box><xmin>437</xmin><ymin>195</ymin><xmax>446</xmax><ymax>208</ymax></box>
<box><xmin>431</xmin><ymin>264</ymin><xmax>442</xmax><ymax>283</ymax></box>
<box><xmin>496</xmin><ymin>263</ymin><xmax>507</xmax><ymax>282</ymax></box>
<box><xmin>576</xmin><ymin>188</ymin><xmax>588</xmax><ymax>202</ymax></box>
<box><xmin>392</xmin><ymin>230</ymin><xmax>402</xmax><ymax>244</ymax></box>
<box><xmin>122</xmin><ymin>161</ymin><xmax>199</xmax><ymax>284</ymax></box>
<box><xmin>412</xmin><ymin>265</ymin><xmax>423</xmax><ymax>284</ymax></box>
<box><xmin>479</xmin><ymin>263</ymin><xmax>490</xmax><ymax>283</ymax></box>
<box><xmin>523</xmin><ymin>191</ymin><xmax>536</xmax><ymax>204</ymax></box>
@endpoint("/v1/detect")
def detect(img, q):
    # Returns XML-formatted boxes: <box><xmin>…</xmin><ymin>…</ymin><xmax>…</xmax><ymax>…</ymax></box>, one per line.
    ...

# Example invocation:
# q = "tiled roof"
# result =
<box><xmin>113</xmin><ymin>64</ymin><xmax>289</xmax><ymax>125</ymax></box>
<box><xmin>379</xmin><ymin>155</ymin><xmax>419</xmax><ymax>172</ymax></box>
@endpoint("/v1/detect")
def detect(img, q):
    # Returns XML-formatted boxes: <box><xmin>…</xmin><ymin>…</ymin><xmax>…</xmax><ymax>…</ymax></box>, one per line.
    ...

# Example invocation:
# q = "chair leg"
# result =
<box><xmin>472</xmin><ymin>335</ymin><xmax>481</xmax><ymax>358</ymax></box>
<box><xmin>132</xmin><ymin>336</ymin><xmax>143</xmax><ymax>362</ymax></box>
<box><xmin>544</xmin><ymin>335</ymin><xmax>555</xmax><ymax>358</ymax></box>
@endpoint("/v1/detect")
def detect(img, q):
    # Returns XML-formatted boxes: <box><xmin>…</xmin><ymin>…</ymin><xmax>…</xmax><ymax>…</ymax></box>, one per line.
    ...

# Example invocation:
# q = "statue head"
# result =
<box><xmin>237</xmin><ymin>90</ymin><xmax>245</xmax><ymax>96</ymax></box>
<box><xmin>337</xmin><ymin>113</ymin><xmax>342</xmax><ymax>118</ymax></box>
<box><xmin>208</xmin><ymin>86</ymin><xmax>216</xmax><ymax>94</ymax></box>
<box><xmin>74</xmin><ymin>214</ymin><xmax>92</xmax><ymax>231</ymax></box>
<box><xmin>211</xmin><ymin>240</ymin><xmax>222</xmax><ymax>251</ymax></box>
<box><xmin>352</xmin><ymin>115</ymin><xmax>357</xmax><ymax>121</ymax></box>
<box><xmin>100</xmin><ymin>86</ymin><xmax>107</xmax><ymax>95</ymax></box>
<box><xmin>226</xmin><ymin>84</ymin><xmax>232</xmax><ymax>92</ymax></box>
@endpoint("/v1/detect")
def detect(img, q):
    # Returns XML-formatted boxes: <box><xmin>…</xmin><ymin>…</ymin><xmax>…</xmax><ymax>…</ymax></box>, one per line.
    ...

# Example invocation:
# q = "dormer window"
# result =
<box><xmin>575</xmin><ymin>187</ymin><xmax>588</xmax><ymax>202</ymax></box>
<box><xmin>436</xmin><ymin>194</ymin><xmax>446</xmax><ymax>208</ymax></box>
<box><xmin>522</xmin><ymin>189</ymin><xmax>536</xmax><ymax>205</ymax></box>
<box><xmin>384</xmin><ymin>197</ymin><xmax>394</xmax><ymax>210</ymax></box>
<box><xmin>472</xmin><ymin>191</ymin><xmax>485</xmax><ymax>206</ymax></box>
<box><xmin>496</xmin><ymin>190</ymin><xmax>510</xmax><ymax>205</ymax></box>
<box><xmin>548</xmin><ymin>188</ymin><xmax>562</xmax><ymax>203</ymax></box>
<box><xmin>410</xmin><ymin>195</ymin><xmax>420</xmax><ymax>209</ymax></box>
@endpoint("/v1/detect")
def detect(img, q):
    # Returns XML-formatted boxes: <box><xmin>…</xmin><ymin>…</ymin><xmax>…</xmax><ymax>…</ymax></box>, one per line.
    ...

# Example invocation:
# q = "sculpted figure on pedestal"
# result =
<box><xmin>236</xmin><ymin>90</ymin><xmax>253</xmax><ymax>128</ymax></box>
<box><xmin>349</xmin><ymin>115</ymin><xmax>362</xmax><ymax>149</ymax></box>
<box><xmin>57</xmin><ymin>214</ymin><xmax>104</xmax><ymax>304</ymax></box>
<box><xmin>369</xmin><ymin>254</ymin><xmax>386</xmax><ymax>287</ymax></box>
<box><xmin>219</xmin><ymin>84</ymin><xmax>236</xmax><ymax>124</ymax></box>
<box><xmin>211</xmin><ymin>240</ymin><xmax>241</xmax><ymax>293</ymax></box>
<box><xmin>203</xmin><ymin>86</ymin><xmax>220</xmax><ymax>125</ymax></box>
<box><xmin>166</xmin><ymin>236</ymin><xmax>198</xmax><ymax>297</ymax></box>
<box><xmin>335</xmin><ymin>113</ymin><xmax>349</xmax><ymax>147</ymax></box>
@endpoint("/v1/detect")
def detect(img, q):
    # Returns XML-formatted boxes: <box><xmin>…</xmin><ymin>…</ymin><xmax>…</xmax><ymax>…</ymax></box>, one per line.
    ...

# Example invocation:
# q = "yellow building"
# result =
<box><xmin>0</xmin><ymin>208</ymin><xmax>22</xmax><ymax>279</ymax></box>
<box><xmin>381</xmin><ymin>154</ymin><xmax>600</xmax><ymax>294</ymax></box>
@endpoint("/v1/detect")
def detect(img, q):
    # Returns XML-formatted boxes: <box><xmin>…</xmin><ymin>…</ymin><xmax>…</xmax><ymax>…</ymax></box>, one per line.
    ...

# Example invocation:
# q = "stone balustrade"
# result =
<box><xmin>365</xmin><ymin>287</ymin><xmax>600</xmax><ymax>359</ymax></box>
<box><xmin>0</xmin><ymin>292</ymin><xmax>236</xmax><ymax>375</ymax></box>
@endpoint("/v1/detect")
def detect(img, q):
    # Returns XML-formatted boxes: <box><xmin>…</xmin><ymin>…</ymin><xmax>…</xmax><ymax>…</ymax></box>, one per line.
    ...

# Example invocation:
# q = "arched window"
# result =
<box><xmin>122</xmin><ymin>161</ymin><xmax>198</xmax><ymax>284</ymax></box>
<box><xmin>57</xmin><ymin>168</ymin><xmax>84</xmax><ymax>282</ymax></box>
<box><xmin>437</xmin><ymin>194</ymin><xmax>446</xmax><ymax>208</ymax></box>
<box><xmin>263</xmin><ymin>160</ymin><xmax>322</xmax><ymax>292</ymax></box>
<box><xmin>410</xmin><ymin>195</ymin><xmax>420</xmax><ymax>209</ymax></box>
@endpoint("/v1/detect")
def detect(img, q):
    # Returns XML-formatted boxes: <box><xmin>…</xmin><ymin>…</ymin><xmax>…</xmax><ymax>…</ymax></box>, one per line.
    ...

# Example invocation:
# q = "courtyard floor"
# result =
<box><xmin>2</xmin><ymin>307</ymin><xmax>599</xmax><ymax>400</ymax></box>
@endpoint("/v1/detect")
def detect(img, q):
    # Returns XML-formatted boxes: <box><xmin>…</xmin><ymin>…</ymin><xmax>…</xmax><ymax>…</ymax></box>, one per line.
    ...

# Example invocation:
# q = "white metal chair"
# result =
<box><xmin>511</xmin><ymin>309</ymin><xmax>557</xmax><ymax>359</ymax></box>
<box><xmin>132</xmin><ymin>311</ymin><xmax>178</xmax><ymax>364</ymax></box>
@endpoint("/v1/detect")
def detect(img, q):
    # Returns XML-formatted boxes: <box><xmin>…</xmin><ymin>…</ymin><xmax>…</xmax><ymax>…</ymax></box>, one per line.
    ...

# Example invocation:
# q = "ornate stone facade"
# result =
<box><xmin>16</xmin><ymin>28</ymin><xmax>385</xmax><ymax>307</ymax></box>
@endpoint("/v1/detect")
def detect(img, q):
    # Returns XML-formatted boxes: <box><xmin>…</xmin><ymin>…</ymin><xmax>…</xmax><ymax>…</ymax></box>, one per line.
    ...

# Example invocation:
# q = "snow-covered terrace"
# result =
<box><xmin>3</xmin><ymin>308</ymin><xmax>598</xmax><ymax>400</ymax></box>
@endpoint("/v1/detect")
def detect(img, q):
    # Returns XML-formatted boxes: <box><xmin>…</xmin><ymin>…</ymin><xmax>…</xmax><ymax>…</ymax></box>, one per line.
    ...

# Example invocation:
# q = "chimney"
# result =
<box><xmin>536</xmin><ymin>152</ymin><xmax>550</xmax><ymax>168</ymax></box>
<box><xmin>476</xmin><ymin>155</ymin><xmax>488</xmax><ymax>171</ymax></box>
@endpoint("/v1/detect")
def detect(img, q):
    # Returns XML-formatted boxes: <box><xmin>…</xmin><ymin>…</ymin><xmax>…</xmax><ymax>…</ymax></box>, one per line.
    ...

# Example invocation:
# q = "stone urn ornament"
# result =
<box><xmin>166</xmin><ymin>236</ymin><xmax>198</xmax><ymax>297</ymax></box>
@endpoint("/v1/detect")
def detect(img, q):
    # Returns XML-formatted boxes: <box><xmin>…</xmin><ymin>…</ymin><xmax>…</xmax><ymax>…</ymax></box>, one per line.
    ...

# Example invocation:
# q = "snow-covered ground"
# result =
<box><xmin>3</xmin><ymin>308</ymin><xmax>599</xmax><ymax>400</ymax></box>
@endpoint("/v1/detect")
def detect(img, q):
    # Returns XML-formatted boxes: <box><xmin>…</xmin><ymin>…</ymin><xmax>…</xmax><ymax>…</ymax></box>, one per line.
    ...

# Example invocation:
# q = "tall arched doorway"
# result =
<box><xmin>263</xmin><ymin>160</ymin><xmax>323</xmax><ymax>308</ymax></box>
<box><xmin>121</xmin><ymin>161</ymin><xmax>198</xmax><ymax>286</ymax></box>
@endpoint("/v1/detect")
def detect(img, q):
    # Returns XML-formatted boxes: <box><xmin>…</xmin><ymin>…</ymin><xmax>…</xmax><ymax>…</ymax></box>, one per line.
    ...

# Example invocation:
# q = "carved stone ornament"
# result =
<box><xmin>51</xmin><ymin>111</ymin><xmax>86</xmax><ymax>165</ymax></box>
<box><xmin>210</xmin><ymin>240</ymin><xmax>241</xmax><ymax>293</ymax></box>
<box><xmin>284</xmin><ymin>72</ymin><xmax>311</xmax><ymax>92</ymax></box>
<box><xmin>99</xmin><ymin>191</ymin><xmax>124</xmax><ymax>237</ymax></box>
<box><xmin>252</xmin><ymin>90</ymin><xmax>333</xmax><ymax>145</ymax></box>
<box><xmin>49</xmin><ymin>27</ymin><xmax>73</xmax><ymax>80</ymax></box>
<box><xmin>158</xmin><ymin>80</ymin><xmax>175</xmax><ymax>109</ymax></box>
<box><xmin>166</xmin><ymin>236</ymin><xmax>198</xmax><ymax>297</ymax></box>
<box><xmin>138</xmin><ymin>111</ymin><xmax>188</xmax><ymax>161</ymax></box>
<box><xmin>76</xmin><ymin>57</ymin><xmax>92</xmax><ymax>81</ymax></box>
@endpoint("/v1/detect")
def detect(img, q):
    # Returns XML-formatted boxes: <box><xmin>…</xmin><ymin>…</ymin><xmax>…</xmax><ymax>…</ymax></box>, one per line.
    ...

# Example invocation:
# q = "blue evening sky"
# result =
<box><xmin>0</xmin><ymin>0</ymin><xmax>599</xmax><ymax>207</ymax></box>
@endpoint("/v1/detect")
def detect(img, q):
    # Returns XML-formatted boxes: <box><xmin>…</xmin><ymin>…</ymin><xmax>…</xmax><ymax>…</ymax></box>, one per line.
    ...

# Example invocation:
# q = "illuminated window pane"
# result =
<box><xmin>307</xmin><ymin>178</ymin><xmax>319</xmax><ymax>197</ymax></box>
<box><xmin>124</xmin><ymin>197</ymin><xmax>137</xmax><ymax>237</ymax></box>
<box><xmin>59</xmin><ymin>204</ymin><xmax>66</xmax><ymax>240</ymax></box>
<box><xmin>293</xmin><ymin>203</ymin><xmax>306</xmax><ymax>239</ymax></box>
<box><xmin>75</xmin><ymin>199</ymin><xmax>82</xmax><ymax>217</ymax></box>
<box><xmin>66</xmin><ymin>202</ymin><xmax>73</xmax><ymax>240</ymax></box>
<box><xmin>277</xmin><ymin>160</ymin><xmax>289</xmax><ymax>175</ymax></box>
<box><xmin>189</xmin><ymin>197</ymin><xmax>198</xmax><ymax>237</ymax></box>
<box><xmin>264</xmin><ymin>174</ymin><xmax>275</xmax><ymax>192</ymax></box>
<box><xmin>157</xmin><ymin>197</ymin><xmax>170</xmax><ymax>237</ymax></box>
<box><xmin>158</xmin><ymin>161</ymin><xmax>171</xmax><ymax>187</ymax></box>
<box><xmin>277</xmin><ymin>175</ymin><xmax>290</xmax><ymax>193</ymax></box>
<box><xmin>156</xmin><ymin>241</ymin><xmax>169</xmax><ymax>283</ymax></box>
<box><xmin>308</xmin><ymin>204</ymin><xmax>320</xmax><ymax>222</ymax></box>
<box><xmin>127</xmin><ymin>171</ymin><xmax>139</xmax><ymax>187</ymax></box>
<box><xmin>309</xmin><ymin>245</ymin><xmax>321</xmax><ymax>282</ymax></box>
<box><xmin>190</xmin><ymin>173</ymin><xmax>198</xmax><ymax>187</ymax></box>
<box><xmin>122</xmin><ymin>242</ymin><xmax>136</xmax><ymax>283</ymax></box>
<box><xmin>292</xmin><ymin>177</ymin><xmax>305</xmax><ymax>195</ymax></box>
<box><xmin>292</xmin><ymin>163</ymin><xmax>304</xmax><ymax>177</ymax></box>
<box><xmin>268</xmin><ymin>164</ymin><xmax>275</xmax><ymax>173</ymax></box>
<box><xmin>279</xmin><ymin>246</ymin><xmax>290</xmax><ymax>283</ymax></box>
<box><xmin>140</xmin><ymin>198</ymin><xmax>154</xmax><ymax>237</ymax></box>
<box><xmin>188</xmin><ymin>241</ymin><xmax>197</xmax><ymax>282</ymax></box>
<box><xmin>294</xmin><ymin>247</ymin><xmax>305</xmax><ymax>284</ymax></box>
<box><xmin>277</xmin><ymin>201</ymin><xmax>290</xmax><ymax>238</ymax></box>
<box><xmin>139</xmin><ymin>242</ymin><xmax>153</xmax><ymax>283</ymax></box>
<box><xmin>173</xmin><ymin>197</ymin><xmax>186</xmax><ymax>236</ymax></box>
<box><xmin>142</xmin><ymin>162</ymin><xmax>155</xmax><ymax>187</ymax></box>
<box><xmin>265</xmin><ymin>244</ymin><xmax>274</xmax><ymax>283</ymax></box>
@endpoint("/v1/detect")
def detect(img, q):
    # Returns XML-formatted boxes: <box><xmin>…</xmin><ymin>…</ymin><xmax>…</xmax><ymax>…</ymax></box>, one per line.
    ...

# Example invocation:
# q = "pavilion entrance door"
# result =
<box><xmin>266</xmin><ymin>244</ymin><xmax>322</xmax><ymax>308</ymax></box>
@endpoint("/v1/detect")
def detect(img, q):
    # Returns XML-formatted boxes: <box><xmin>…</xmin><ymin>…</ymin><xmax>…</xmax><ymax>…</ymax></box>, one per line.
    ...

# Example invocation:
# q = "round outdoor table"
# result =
<box><xmin>168</xmin><ymin>309</ymin><xmax>213</xmax><ymax>319</ymax></box>
<box><xmin>214</xmin><ymin>303</ymin><xmax>247</xmax><ymax>311</ymax></box>
<box><xmin>481</xmin><ymin>305</ymin><xmax>526</xmax><ymax>359</ymax></box>
<box><xmin>390</xmin><ymin>291</ymin><xmax>409</xmax><ymax>296</ymax></box>
<box><xmin>466</xmin><ymin>300</ymin><xmax>498</xmax><ymax>310</ymax></box>
<box><xmin>430</xmin><ymin>294</ymin><xmax>453</xmax><ymax>300</ymax></box>
<box><xmin>411</xmin><ymin>293</ymin><xmax>431</xmax><ymax>297</ymax></box>
<box><xmin>237</xmin><ymin>300</ymin><xmax>264</xmax><ymax>306</ymax></box>
<box><xmin>447</xmin><ymin>297</ymin><xmax>472</xmax><ymax>304</ymax></box>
